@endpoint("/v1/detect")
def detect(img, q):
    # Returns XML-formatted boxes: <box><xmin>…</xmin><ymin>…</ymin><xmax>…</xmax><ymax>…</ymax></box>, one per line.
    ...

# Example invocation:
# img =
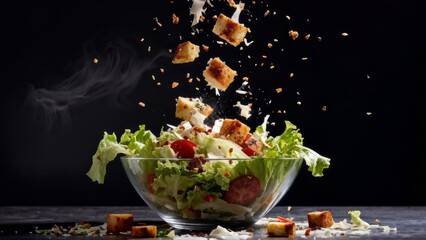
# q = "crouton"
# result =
<box><xmin>175</xmin><ymin>97</ymin><xmax>213</xmax><ymax>124</ymax></box>
<box><xmin>307</xmin><ymin>210</ymin><xmax>334</xmax><ymax>228</ymax></box>
<box><xmin>212</xmin><ymin>13</ymin><xmax>248</xmax><ymax>47</ymax></box>
<box><xmin>219</xmin><ymin>119</ymin><xmax>250</xmax><ymax>145</ymax></box>
<box><xmin>131</xmin><ymin>225</ymin><xmax>157</xmax><ymax>238</ymax></box>
<box><xmin>267</xmin><ymin>221</ymin><xmax>296</xmax><ymax>237</ymax></box>
<box><xmin>106</xmin><ymin>213</ymin><xmax>134</xmax><ymax>234</ymax></box>
<box><xmin>203</xmin><ymin>57</ymin><xmax>237</xmax><ymax>91</ymax></box>
<box><xmin>172</xmin><ymin>41</ymin><xmax>200</xmax><ymax>64</ymax></box>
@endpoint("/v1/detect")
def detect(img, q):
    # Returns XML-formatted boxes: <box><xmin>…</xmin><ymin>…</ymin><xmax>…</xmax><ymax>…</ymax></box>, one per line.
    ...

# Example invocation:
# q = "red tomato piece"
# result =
<box><xmin>223</xmin><ymin>175</ymin><xmax>260</xmax><ymax>206</ymax></box>
<box><xmin>170</xmin><ymin>139</ymin><xmax>197</xmax><ymax>158</ymax></box>
<box><xmin>243</xmin><ymin>147</ymin><xmax>257</xmax><ymax>156</ymax></box>
<box><xmin>147</xmin><ymin>172</ymin><xmax>156</xmax><ymax>193</ymax></box>
<box><xmin>203</xmin><ymin>194</ymin><xmax>215</xmax><ymax>202</ymax></box>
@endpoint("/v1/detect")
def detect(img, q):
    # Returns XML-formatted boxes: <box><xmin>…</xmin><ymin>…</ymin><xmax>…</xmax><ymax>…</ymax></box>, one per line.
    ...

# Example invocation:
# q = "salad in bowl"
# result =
<box><xmin>87</xmin><ymin>97</ymin><xmax>330</xmax><ymax>230</ymax></box>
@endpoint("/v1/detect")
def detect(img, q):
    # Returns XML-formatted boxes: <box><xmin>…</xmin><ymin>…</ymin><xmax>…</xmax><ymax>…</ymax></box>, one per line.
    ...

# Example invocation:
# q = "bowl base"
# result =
<box><xmin>166</xmin><ymin>219</ymin><xmax>256</xmax><ymax>231</ymax></box>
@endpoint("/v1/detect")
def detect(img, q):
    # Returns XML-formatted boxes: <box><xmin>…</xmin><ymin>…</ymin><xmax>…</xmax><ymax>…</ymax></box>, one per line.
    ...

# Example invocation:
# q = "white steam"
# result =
<box><xmin>24</xmin><ymin>40</ymin><xmax>169</xmax><ymax>129</ymax></box>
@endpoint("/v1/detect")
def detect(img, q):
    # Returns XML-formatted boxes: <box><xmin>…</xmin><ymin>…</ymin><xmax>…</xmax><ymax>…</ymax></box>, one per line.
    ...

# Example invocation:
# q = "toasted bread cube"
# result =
<box><xmin>212</xmin><ymin>13</ymin><xmax>248</xmax><ymax>47</ymax></box>
<box><xmin>267</xmin><ymin>221</ymin><xmax>296</xmax><ymax>237</ymax></box>
<box><xmin>175</xmin><ymin>97</ymin><xmax>213</xmax><ymax>122</ymax></box>
<box><xmin>219</xmin><ymin>119</ymin><xmax>250</xmax><ymax>145</ymax></box>
<box><xmin>172</xmin><ymin>41</ymin><xmax>200</xmax><ymax>64</ymax></box>
<box><xmin>131</xmin><ymin>225</ymin><xmax>157</xmax><ymax>238</ymax></box>
<box><xmin>307</xmin><ymin>210</ymin><xmax>334</xmax><ymax>228</ymax></box>
<box><xmin>203</xmin><ymin>57</ymin><xmax>237</xmax><ymax>91</ymax></box>
<box><xmin>106</xmin><ymin>213</ymin><xmax>134</xmax><ymax>234</ymax></box>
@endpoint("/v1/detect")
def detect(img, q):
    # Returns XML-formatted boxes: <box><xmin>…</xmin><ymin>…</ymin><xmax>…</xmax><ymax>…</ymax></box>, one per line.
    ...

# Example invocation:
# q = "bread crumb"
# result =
<box><xmin>276</xmin><ymin>88</ymin><xmax>283</xmax><ymax>93</ymax></box>
<box><xmin>288</xmin><ymin>30</ymin><xmax>299</xmax><ymax>40</ymax></box>
<box><xmin>172</xmin><ymin>13</ymin><xmax>179</xmax><ymax>24</ymax></box>
<box><xmin>172</xmin><ymin>82</ymin><xmax>179</xmax><ymax>88</ymax></box>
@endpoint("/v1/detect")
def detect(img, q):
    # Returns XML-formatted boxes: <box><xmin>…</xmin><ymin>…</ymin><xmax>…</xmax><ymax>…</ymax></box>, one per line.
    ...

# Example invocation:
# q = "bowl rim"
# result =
<box><xmin>120</xmin><ymin>156</ymin><xmax>303</xmax><ymax>161</ymax></box>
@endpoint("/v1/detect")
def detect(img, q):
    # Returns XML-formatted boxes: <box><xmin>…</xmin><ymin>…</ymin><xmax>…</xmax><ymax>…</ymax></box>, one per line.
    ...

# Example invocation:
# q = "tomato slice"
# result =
<box><xmin>147</xmin><ymin>172</ymin><xmax>156</xmax><ymax>193</ymax></box>
<box><xmin>223</xmin><ymin>175</ymin><xmax>260</xmax><ymax>206</ymax></box>
<box><xmin>170</xmin><ymin>139</ymin><xmax>197</xmax><ymax>158</ymax></box>
<box><xmin>243</xmin><ymin>147</ymin><xmax>257</xmax><ymax>156</ymax></box>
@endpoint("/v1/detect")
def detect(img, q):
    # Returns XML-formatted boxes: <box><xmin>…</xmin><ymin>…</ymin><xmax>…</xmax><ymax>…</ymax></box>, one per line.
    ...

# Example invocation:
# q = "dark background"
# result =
<box><xmin>1</xmin><ymin>0</ymin><xmax>424</xmax><ymax>206</ymax></box>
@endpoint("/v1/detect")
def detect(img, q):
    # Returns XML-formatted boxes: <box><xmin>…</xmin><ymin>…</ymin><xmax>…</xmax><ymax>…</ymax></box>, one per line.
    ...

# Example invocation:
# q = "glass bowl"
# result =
<box><xmin>120</xmin><ymin>156</ymin><xmax>303</xmax><ymax>231</ymax></box>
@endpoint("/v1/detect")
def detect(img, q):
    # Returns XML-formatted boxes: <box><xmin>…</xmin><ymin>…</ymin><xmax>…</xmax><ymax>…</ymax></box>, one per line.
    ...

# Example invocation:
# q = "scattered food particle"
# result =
<box><xmin>138</xmin><ymin>102</ymin><xmax>146</xmax><ymax>107</ymax></box>
<box><xmin>172</xmin><ymin>13</ymin><xmax>179</xmax><ymax>24</ymax></box>
<box><xmin>276</xmin><ymin>88</ymin><xmax>283</xmax><ymax>93</ymax></box>
<box><xmin>202</xmin><ymin>44</ymin><xmax>210</xmax><ymax>52</ymax></box>
<box><xmin>172</xmin><ymin>82</ymin><xmax>179</xmax><ymax>88</ymax></box>
<box><xmin>93</xmin><ymin>58</ymin><xmax>98</xmax><ymax>64</ymax></box>
<box><xmin>264</xmin><ymin>10</ymin><xmax>270</xmax><ymax>17</ymax></box>
<box><xmin>288</xmin><ymin>30</ymin><xmax>299</xmax><ymax>40</ymax></box>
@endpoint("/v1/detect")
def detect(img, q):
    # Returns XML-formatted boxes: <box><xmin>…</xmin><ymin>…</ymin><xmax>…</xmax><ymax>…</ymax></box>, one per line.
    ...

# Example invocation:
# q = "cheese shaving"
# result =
<box><xmin>190</xmin><ymin>0</ymin><xmax>208</xmax><ymax>27</ymax></box>
<box><xmin>234</xmin><ymin>101</ymin><xmax>252</xmax><ymax>119</ymax></box>
<box><xmin>231</xmin><ymin>1</ymin><xmax>245</xmax><ymax>23</ymax></box>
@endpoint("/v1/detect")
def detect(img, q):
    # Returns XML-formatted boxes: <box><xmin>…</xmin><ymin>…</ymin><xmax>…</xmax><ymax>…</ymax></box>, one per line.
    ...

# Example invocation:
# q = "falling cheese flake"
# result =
<box><xmin>341</xmin><ymin>32</ymin><xmax>349</xmax><ymax>37</ymax></box>
<box><xmin>276</xmin><ymin>88</ymin><xmax>283</xmax><ymax>93</ymax></box>
<box><xmin>138</xmin><ymin>102</ymin><xmax>146</xmax><ymax>107</ymax></box>
<box><xmin>190</xmin><ymin>0</ymin><xmax>207</xmax><ymax>27</ymax></box>
<box><xmin>366</xmin><ymin>112</ymin><xmax>372</xmax><ymax>116</ymax></box>
<box><xmin>244</xmin><ymin>38</ymin><xmax>254</xmax><ymax>46</ymax></box>
<box><xmin>172</xmin><ymin>82</ymin><xmax>179</xmax><ymax>88</ymax></box>
<box><xmin>154</xmin><ymin>17</ymin><xmax>163</xmax><ymax>27</ymax></box>
<box><xmin>93</xmin><ymin>58</ymin><xmax>99</xmax><ymax>64</ymax></box>
<box><xmin>285</xmin><ymin>15</ymin><xmax>291</xmax><ymax>20</ymax></box>
<box><xmin>234</xmin><ymin>101</ymin><xmax>252</xmax><ymax>119</ymax></box>
<box><xmin>231</xmin><ymin>2</ymin><xmax>245</xmax><ymax>23</ymax></box>
<box><xmin>290</xmin><ymin>72</ymin><xmax>294</xmax><ymax>78</ymax></box>
<box><xmin>152</xmin><ymin>75</ymin><xmax>156</xmax><ymax>80</ymax></box>
<box><xmin>322</xmin><ymin>106</ymin><xmax>327</xmax><ymax>112</ymax></box>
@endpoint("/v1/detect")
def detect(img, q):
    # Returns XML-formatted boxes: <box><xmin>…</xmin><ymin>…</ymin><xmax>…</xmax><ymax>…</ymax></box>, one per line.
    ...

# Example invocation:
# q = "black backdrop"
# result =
<box><xmin>1</xmin><ymin>0</ymin><xmax>424</xmax><ymax>206</ymax></box>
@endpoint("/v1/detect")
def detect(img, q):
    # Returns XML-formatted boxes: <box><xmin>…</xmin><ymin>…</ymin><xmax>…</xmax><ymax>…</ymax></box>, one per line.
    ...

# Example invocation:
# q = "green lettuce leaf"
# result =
<box><xmin>86</xmin><ymin>132</ymin><xmax>130</xmax><ymax>184</ymax></box>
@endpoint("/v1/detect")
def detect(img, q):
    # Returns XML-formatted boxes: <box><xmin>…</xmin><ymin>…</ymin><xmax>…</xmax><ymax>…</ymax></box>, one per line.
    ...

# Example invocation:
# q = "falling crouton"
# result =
<box><xmin>172</xmin><ymin>41</ymin><xmax>200</xmax><ymax>64</ymax></box>
<box><xmin>212</xmin><ymin>13</ymin><xmax>248</xmax><ymax>47</ymax></box>
<box><xmin>219</xmin><ymin>119</ymin><xmax>250</xmax><ymax>146</ymax></box>
<box><xmin>203</xmin><ymin>57</ymin><xmax>237</xmax><ymax>91</ymax></box>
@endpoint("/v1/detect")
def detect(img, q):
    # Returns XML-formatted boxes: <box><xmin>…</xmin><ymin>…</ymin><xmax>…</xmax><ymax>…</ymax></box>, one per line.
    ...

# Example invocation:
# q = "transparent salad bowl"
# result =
<box><xmin>121</xmin><ymin>156</ymin><xmax>303</xmax><ymax>231</ymax></box>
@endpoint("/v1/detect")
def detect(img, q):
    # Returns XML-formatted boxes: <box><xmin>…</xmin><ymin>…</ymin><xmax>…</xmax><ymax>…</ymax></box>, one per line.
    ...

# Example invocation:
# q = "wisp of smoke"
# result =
<box><xmin>24</xmin><ymin>40</ymin><xmax>169</xmax><ymax>129</ymax></box>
